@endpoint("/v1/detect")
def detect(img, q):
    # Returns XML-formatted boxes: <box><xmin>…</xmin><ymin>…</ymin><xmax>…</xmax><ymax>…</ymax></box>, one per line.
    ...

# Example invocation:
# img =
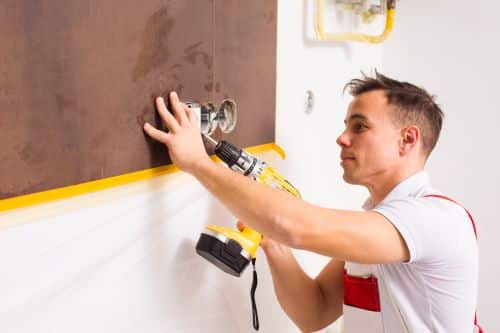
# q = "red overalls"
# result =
<box><xmin>343</xmin><ymin>195</ymin><xmax>483</xmax><ymax>332</ymax></box>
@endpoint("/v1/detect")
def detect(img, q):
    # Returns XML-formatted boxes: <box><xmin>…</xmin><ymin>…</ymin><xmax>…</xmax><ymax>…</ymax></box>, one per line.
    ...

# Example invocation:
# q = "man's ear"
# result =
<box><xmin>399</xmin><ymin>126</ymin><xmax>420</xmax><ymax>155</ymax></box>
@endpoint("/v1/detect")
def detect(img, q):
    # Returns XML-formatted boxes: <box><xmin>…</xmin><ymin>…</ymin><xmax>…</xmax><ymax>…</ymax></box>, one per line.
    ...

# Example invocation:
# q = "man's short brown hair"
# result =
<box><xmin>344</xmin><ymin>71</ymin><xmax>444</xmax><ymax>158</ymax></box>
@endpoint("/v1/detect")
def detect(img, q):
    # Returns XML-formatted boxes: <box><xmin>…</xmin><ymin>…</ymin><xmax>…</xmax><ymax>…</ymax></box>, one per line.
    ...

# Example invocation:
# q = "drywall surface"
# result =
<box><xmin>382</xmin><ymin>1</ymin><xmax>500</xmax><ymax>331</ymax></box>
<box><xmin>0</xmin><ymin>1</ymin><xmax>383</xmax><ymax>332</ymax></box>
<box><xmin>0</xmin><ymin>156</ymin><xmax>297</xmax><ymax>332</ymax></box>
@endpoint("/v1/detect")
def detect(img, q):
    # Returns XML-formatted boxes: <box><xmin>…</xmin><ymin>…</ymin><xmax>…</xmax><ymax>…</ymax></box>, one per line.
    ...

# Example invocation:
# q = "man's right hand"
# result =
<box><xmin>236</xmin><ymin>221</ymin><xmax>286</xmax><ymax>253</ymax></box>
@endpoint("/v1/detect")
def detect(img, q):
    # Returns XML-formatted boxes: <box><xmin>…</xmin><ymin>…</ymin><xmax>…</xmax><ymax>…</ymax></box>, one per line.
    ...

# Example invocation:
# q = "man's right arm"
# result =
<box><xmin>263</xmin><ymin>241</ymin><xmax>345</xmax><ymax>332</ymax></box>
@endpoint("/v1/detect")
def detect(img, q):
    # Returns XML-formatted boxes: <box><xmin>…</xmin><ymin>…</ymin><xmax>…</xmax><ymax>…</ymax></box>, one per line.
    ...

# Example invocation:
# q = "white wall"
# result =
<box><xmin>0</xmin><ymin>1</ymin><xmax>383</xmax><ymax>332</ymax></box>
<box><xmin>382</xmin><ymin>1</ymin><xmax>500</xmax><ymax>331</ymax></box>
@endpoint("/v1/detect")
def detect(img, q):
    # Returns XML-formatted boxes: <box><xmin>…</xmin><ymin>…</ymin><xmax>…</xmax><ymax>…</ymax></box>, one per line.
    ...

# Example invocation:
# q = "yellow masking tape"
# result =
<box><xmin>0</xmin><ymin>143</ymin><xmax>286</xmax><ymax>213</ymax></box>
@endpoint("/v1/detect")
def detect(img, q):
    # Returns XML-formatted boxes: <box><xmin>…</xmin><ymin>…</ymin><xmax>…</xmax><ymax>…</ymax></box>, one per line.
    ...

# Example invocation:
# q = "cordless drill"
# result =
<box><xmin>195</xmin><ymin>135</ymin><xmax>301</xmax><ymax>276</ymax></box>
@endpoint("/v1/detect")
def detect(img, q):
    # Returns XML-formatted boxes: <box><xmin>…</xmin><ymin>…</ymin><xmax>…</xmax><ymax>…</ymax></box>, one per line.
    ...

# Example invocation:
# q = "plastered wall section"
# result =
<box><xmin>0</xmin><ymin>1</ymin><xmax>383</xmax><ymax>332</ymax></box>
<box><xmin>382</xmin><ymin>1</ymin><xmax>500</xmax><ymax>331</ymax></box>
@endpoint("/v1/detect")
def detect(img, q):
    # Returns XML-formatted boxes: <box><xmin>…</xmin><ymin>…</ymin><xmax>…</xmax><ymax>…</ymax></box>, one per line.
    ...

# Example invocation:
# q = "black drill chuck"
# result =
<box><xmin>214</xmin><ymin>140</ymin><xmax>242</xmax><ymax>168</ymax></box>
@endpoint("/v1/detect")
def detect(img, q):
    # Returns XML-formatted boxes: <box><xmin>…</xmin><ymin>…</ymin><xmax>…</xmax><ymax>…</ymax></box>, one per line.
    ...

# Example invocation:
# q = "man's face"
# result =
<box><xmin>336</xmin><ymin>90</ymin><xmax>402</xmax><ymax>185</ymax></box>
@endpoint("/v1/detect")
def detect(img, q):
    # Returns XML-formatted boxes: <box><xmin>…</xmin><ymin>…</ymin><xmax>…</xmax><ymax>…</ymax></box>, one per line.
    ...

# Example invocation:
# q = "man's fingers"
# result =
<box><xmin>169</xmin><ymin>92</ymin><xmax>189</xmax><ymax>125</ymax></box>
<box><xmin>186</xmin><ymin>104</ymin><xmax>200</xmax><ymax>126</ymax></box>
<box><xmin>156</xmin><ymin>97</ymin><xmax>180</xmax><ymax>132</ymax></box>
<box><xmin>143</xmin><ymin>122</ymin><xmax>170</xmax><ymax>144</ymax></box>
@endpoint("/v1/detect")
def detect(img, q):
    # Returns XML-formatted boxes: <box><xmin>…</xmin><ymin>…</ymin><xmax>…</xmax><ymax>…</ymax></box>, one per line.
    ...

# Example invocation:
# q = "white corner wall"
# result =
<box><xmin>0</xmin><ymin>1</ymin><xmax>383</xmax><ymax>332</ymax></box>
<box><xmin>382</xmin><ymin>1</ymin><xmax>500</xmax><ymax>331</ymax></box>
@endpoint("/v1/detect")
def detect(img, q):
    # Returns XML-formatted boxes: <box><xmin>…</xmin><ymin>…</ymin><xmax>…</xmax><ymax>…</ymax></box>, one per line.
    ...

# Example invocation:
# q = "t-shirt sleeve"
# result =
<box><xmin>372</xmin><ymin>197</ymin><xmax>469</xmax><ymax>264</ymax></box>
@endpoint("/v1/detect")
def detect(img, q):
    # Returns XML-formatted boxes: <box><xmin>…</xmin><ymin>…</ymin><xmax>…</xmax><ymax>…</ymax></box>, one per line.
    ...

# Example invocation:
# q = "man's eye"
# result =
<box><xmin>353</xmin><ymin>123</ymin><xmax>367</xmax><ymax>132</ymax></box>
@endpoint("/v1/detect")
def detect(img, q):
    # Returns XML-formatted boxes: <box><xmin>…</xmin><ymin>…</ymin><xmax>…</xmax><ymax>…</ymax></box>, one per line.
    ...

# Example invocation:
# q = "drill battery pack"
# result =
<box><xmin>196</xmin><ymin>232</ymin><xmax>251</xmax><ymax>277</ymax></box>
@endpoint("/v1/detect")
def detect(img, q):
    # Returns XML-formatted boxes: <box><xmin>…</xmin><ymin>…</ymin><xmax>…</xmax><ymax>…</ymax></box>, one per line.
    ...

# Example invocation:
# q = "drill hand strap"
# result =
<box><xmin>251</xmin><ymin>258</ymin><xmax>260</xmax><ymax>330</ymax></box>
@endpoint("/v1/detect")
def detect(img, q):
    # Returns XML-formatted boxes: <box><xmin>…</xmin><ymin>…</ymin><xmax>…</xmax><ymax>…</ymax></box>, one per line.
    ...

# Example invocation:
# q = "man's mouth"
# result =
<box><xmin>340</xmin><ymin>154</ymin><xmax>355</xmax><ymax>165</ymax></box>
<box><xmin>340</xmin><ymin>154</ymin><xmax>355</xmax><ymax>161</ymax></box>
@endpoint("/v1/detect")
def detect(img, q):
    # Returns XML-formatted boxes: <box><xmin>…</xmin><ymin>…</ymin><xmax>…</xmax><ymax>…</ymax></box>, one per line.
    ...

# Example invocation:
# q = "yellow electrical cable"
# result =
<box><xmin>315</xmin><ymin>0</ymin><xmax>395</xmax><ymax>44</ymax></box>
<box><xmin>0</xmin><ymin>142</ymin><xmax>286</xmax><ymax>213</ymax></box>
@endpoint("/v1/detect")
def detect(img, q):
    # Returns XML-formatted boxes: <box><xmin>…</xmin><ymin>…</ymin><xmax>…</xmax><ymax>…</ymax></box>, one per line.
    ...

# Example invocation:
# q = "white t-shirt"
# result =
<box><xmin>343</xmin><ymin>171</ymin><xmax>479</xmax><ymax>333</ymax></box>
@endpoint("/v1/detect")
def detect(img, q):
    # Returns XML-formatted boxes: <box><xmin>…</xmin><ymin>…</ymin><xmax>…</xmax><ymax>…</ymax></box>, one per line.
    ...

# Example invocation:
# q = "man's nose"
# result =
<box><xmin>336</xmin><ymin>131</ymin><xmax>350</xmax><ymax>147</ymax></box>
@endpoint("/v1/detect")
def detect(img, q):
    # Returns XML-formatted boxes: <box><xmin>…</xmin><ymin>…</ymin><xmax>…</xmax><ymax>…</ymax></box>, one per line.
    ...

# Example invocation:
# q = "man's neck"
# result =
<box><xmin>365</xmin><ymin>166</ymin><xmax>424</xmax><ymax>207</ymax></box>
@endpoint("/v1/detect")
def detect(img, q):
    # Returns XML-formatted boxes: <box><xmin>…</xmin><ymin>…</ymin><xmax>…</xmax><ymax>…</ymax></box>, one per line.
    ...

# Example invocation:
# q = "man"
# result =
<box><xmin>143</xmin><ymin>72</ymin><xmax>479</xmax><ymax>332</ymax></box>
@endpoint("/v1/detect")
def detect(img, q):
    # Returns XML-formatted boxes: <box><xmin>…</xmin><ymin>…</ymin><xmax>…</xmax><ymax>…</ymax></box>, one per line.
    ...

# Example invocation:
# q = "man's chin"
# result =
<box><xmin>342</xmin><ymin>172</ymin><xmax>360</xmax><ymax>185</ymax></box>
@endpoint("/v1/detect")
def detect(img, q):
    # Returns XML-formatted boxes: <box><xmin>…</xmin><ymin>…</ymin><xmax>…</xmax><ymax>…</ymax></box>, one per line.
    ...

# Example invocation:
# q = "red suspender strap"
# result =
<box><xmin>343</xmin><ymin>269</ymin><xmax>381</xmax><ymax>312</ymax></box>
<box><xmin>424</xmin><ymin>194</ymin><xmax>478</xmax><ymax>239</ymax></box>
<box><xmin>424</xmin><ymin>194</ymin><xmax>483</xmax><ymax>333</ymax></box>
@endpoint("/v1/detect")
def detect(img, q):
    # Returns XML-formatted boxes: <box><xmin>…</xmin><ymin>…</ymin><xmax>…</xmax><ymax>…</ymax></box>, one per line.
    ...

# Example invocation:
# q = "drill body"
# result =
<box><xmin>215</xmin><ymin>140</ymin><xmax>300</xmax><ymax>197</ymax></box>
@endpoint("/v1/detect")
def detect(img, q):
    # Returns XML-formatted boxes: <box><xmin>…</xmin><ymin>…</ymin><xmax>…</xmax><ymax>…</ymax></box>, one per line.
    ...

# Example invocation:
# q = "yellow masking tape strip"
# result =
<box><xmin>0</xmin><ymin>143</ymin><xmax>286</xmax><ymax>213</ymax></box>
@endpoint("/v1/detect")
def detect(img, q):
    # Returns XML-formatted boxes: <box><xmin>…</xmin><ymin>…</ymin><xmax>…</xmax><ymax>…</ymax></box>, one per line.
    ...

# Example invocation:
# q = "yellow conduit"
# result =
<box><xmin>0</xmin><ymin>143</ymin><xmax>286</xmax><ymax>213</ymax></box>
<box><xmin>315</xmin><ymin>0</ymin><xmax>395</xmax><ymax>43</ymax></box>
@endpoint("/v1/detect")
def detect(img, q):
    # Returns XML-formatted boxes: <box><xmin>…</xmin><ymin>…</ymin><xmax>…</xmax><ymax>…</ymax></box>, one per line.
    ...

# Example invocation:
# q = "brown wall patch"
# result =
<box><xmin>0</xmin><ymin>0</ymin><xmax>277</xmax><ymax>200</ymax></box>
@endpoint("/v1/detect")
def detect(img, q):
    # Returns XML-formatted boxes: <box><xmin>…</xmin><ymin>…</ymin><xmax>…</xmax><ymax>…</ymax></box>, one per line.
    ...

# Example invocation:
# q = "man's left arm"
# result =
<box><xmin>144</xmin><ymin>92</ymin><xmax>409</xmax><ymax>264</ymax></box>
